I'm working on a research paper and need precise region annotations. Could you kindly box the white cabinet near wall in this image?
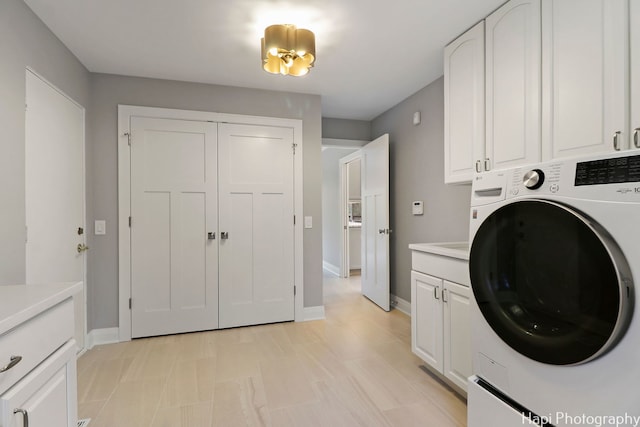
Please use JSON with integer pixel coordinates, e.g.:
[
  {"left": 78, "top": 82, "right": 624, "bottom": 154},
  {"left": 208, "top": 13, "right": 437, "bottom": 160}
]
[
  {"left": 541, "top": 0, "right": 630, "bottom": 158},
  {"left": 0, "top": 283, "right": 80, "bottom": 427},
  {"left": 485, "top": 0, "right": 542, "bottom": 173},
  {"left": 410, "top": 243, "right": 472, "bottom": 393},
  {"left": 444, "top": 21, "right": 485, "bottom": 184},
  {"left": 631, "top": 0, "right": 640, "bottom": 150}
]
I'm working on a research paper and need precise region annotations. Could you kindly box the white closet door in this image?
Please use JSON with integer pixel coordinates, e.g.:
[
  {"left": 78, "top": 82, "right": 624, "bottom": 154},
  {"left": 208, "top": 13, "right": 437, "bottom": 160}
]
[
  {"left": 218, "top": 123, "right": 295, "bottom": 328},
  {"left": 130, "top": 117, "right": 218, "bottom": 338},
  {"left": 25, "top": 69, "right": 86, "bottom": 350},
  {"left": 361, "top": 134, "right": 390, "bottom": 311}
]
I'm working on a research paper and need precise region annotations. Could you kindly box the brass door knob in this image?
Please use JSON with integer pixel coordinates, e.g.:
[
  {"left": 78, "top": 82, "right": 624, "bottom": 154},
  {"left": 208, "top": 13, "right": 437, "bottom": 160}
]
[{"left": 77, "top": 243, "right": 89, "bottom": 253}]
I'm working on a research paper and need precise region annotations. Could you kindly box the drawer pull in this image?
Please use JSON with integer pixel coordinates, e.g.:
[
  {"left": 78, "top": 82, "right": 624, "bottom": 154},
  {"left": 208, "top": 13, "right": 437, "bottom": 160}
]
[
  {"left": 14, "top": 408, "right": 29, "bottom": 427},
  {"left": 0, "top": 355, "right": 22, "bottom": 373}
]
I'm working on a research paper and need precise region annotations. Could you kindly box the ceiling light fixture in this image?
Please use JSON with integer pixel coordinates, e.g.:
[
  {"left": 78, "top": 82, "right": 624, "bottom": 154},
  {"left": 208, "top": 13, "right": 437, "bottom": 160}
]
[{"left": 261, "top": 24, "right": 315, "bottom": 77}]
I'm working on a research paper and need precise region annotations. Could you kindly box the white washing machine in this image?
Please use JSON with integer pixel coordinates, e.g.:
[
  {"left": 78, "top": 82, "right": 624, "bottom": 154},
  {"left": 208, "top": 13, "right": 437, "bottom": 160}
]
[{"left": 467, "top": 152, "right": 640, "bottom": 427}]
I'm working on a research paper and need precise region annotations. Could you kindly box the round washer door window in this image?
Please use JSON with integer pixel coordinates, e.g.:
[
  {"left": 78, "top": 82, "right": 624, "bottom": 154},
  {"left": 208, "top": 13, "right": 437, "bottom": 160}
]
[{"left": 469, "top": 200, "right": 632, "bottom": 365}]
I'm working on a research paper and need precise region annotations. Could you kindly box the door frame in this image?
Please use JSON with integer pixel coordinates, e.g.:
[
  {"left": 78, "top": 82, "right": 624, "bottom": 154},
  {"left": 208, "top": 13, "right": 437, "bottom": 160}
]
[
  {"left": 338, "top": 150, "right": 363, "bottom": 278},
  {"left": 25, "top": 67, "right": 88, "bottom": 351},
  {"left": 117, "top": 105, "right": 304, "bottom": 342}
]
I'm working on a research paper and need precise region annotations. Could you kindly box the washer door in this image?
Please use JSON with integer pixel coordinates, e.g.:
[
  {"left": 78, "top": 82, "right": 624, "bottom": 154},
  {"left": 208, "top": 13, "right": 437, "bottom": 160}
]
[{"left": 469, "top": 200, "right": 633, "bottom": 365}]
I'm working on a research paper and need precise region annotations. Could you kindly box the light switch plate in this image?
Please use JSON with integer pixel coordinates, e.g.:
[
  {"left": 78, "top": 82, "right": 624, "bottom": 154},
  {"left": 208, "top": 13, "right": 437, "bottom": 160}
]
[
  {"left": 304, "top": 216, "right": 313, "bottom": 229},
  {"left": 412, "top": 201, "right": 424, "bottom": 215},
  {"left": 95, "top": 220, "right": 106, "bottom": 235}
]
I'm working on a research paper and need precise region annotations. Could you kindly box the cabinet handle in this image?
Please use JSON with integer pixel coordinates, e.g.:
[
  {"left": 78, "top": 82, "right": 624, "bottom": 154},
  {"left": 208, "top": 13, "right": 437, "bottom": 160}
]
[
  {"left": 484, "top": 158, "right": 491, "bottom": 171},
  {"left": 434, "top": 286, "right": 440, "bottom": 300},
  {"left": 634, "top": 128, "right": 640, "bottom": 149},
  {"left": 220, "top": 232, "right": 229, "bottom": 240},
  {"left": 14, "top": 409, "right": 29, "bottom": 427},
  {"left": 442, "top": 289, "right": 448, "bottom": 303},
  {"left": 0, "top": 355, "right": 22, "bottom": 373},
  {"left": 207, "top": 232, "right": 216, "bottom": 240},
  {"left": 613, "top": 131, "right": 622, "bottom": 151},
  {"left": 475, "top": 160, "right": 481, "bottom": 173}
]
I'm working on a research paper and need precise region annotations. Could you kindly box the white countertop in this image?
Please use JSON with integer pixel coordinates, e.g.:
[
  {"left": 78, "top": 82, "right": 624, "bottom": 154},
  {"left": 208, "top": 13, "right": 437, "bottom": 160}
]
[
  {"left": 0, "top": 282, "right": 82, "bottom": 335},
  {"left": 409, "top": 241, "right": 470, "bottom": 260}
]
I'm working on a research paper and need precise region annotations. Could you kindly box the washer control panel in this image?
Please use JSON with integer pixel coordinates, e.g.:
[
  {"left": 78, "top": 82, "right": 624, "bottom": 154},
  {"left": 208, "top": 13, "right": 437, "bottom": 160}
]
[{"left": 575, "top": 155, "right": 640, "bottom": 186}]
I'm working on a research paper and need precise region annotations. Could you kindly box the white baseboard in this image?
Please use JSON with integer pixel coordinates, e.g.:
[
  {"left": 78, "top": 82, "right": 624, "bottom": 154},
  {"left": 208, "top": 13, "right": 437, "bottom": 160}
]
[
  {"left": 391, "top": 294, "right": 411, "bottom": 316},
  {"left": 322, "top": 261, "right": 340, "bottom": 277},
  {"left": 302, "top": 305, "right": 326, "bottom": 321},
  {"left": 86, "top": 327, "right": 120, "bottom": 349}
]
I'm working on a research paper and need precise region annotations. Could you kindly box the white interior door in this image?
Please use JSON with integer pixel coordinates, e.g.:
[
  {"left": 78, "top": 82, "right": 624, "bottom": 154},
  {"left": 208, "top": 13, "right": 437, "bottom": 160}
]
[
  {"left": 218, "top": 123, "right": 295, "bottom": 328},
  {"left": 25, "top": 69, "right": 86, "bottom": 350},
  {"left": 361, "top": 134, "right": 390, "bottom": 311},
  {"left": 130, "top": 117, "right": 218, "bottom": 338}
]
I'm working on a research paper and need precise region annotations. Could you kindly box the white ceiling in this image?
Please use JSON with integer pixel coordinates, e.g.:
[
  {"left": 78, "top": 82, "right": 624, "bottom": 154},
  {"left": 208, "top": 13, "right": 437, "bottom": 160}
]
[{"left": 23, "top": 0, "right": 504, "bottom": 120}]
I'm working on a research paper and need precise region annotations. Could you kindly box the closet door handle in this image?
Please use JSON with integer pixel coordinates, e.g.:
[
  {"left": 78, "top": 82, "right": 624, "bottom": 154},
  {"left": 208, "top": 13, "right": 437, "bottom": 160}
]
[
  {"left": 634, "top": 128, "right": 640, "bottom": 149},
  {"left": 434, "top": 286, "right": 440, "bottom": 300},
  {"left": 442, "top": 289, "right": 448, "bottom": 303},
  {"left": 475, "top": 160, "right": 482, "bottom": 173},
  {"left": 484, "top": 158, "right": 491, "bottom": 171},
  {"left": 207, "top": 232, "right": 216, "bottom": 240},
  {"left": 14, "top": 409, "right": 29, "bottom": 427},
  {"left": 220, "top": 232, "right": 229, "bottom": 240},
  {"left": 613, "top": 131, "right": 622, "bottom": 151}
]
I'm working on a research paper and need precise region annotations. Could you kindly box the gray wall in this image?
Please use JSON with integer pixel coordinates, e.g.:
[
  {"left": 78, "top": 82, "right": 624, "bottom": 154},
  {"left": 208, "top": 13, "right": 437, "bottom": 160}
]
[
  {"left": 88, "top": 73, "right": 323, "bottom": 329},
  {"left": 371, "top": 77, "right": 471, "bottom": 302},
  {"left": 0, "top": 0, "right": 91, "bottom": 284},
  {"left": 322, "top": 118, "right": 372, "bottom": 141}
]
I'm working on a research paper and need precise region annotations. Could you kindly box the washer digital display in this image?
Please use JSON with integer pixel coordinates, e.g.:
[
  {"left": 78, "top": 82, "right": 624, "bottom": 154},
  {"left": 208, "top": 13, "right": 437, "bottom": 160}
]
[{"left": 575, "top": 155, "right": 640, "bottom": 186}]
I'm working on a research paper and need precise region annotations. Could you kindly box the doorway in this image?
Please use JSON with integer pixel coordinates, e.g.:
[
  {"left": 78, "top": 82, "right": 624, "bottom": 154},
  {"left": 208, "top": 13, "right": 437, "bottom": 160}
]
[{"left": 322, "top": 135, "right": 391, "bottom": 312}]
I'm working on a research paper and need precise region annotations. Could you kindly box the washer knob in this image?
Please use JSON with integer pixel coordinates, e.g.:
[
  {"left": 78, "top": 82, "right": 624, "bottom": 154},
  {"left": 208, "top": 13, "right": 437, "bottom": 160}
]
[{"left": 523, "top": 169, "right": 545, "bottom": 190}]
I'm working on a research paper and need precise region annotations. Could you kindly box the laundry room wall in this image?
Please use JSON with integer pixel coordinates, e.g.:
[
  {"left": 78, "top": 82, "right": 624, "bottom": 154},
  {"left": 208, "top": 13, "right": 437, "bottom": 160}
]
[
  {"left": 87, "top": 73, "right": 323, "bottom": 331},
  {"left": 0, "top": 0, "right": 91, "bottom": 285},
  {"left": 371, "top": 77, "right": 472, "bottom": 302}
]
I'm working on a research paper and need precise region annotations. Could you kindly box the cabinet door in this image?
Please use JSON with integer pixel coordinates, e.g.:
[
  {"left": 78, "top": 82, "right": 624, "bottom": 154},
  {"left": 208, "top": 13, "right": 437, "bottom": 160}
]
[
  {"left": 1, "top": 341, "right": 76, "bottom": 427},
  {"left": 444, "top": 21, "right": 485, "bottom": 184},
  {"left": 411, "top": 271, "right": 444, "bottom": 372},
  {"left": 486, "top": 0, "right": 541, "bottom": 171},
  {"left": 541, "top": 0, "right": 629, "bottom": 158},
  {"left": 632, "top": 0, "right": 640, "bottom": 150},
  {"left": 443, "top": 281, "right": 472, "bottom": 392}
]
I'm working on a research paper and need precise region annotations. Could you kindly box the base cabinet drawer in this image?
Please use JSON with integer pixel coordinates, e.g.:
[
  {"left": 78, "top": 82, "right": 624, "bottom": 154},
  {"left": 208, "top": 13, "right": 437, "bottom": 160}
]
[
  {"left": 0, "top": 299, "right": 74, "bottom": 395},
  {"left": 1, "top": 340, "right": 77, "bottom": 427}
]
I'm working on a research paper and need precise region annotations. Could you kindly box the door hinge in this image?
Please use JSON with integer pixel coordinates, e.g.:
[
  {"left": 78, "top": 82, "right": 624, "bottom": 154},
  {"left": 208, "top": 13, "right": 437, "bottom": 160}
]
[
  {"left": 128, "top": 216, "right": 132, "bottom": 227},
  {"left": 292, "top": 143, "right": 298, "bottom": 154},
  {"left": 129, "top": 298, "right": 132, "bottom": 309},
  {"left": 125, "top": 132, "right": 131, "bottom": 146}
]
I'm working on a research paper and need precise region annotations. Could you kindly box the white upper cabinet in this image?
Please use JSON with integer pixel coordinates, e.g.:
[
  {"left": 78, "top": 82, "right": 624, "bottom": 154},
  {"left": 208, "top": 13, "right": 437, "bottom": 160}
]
[
  {"left": 541, "top": 0, "right": 630, "bottom": 158},
  {"left": 444, "top": 21, "right": 485, "bottom": 184},
  {"left": 632, "top": 0, "right": 640, "bottom": 150},
  {"left": 485, "top": 0, "right": 541, "bottom": 172}
]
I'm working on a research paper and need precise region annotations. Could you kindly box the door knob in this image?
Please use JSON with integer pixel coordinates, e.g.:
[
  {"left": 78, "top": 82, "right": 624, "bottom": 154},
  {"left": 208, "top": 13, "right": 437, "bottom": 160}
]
[{"left": 77, "top": 243, "right": 89, "bottom": 253}]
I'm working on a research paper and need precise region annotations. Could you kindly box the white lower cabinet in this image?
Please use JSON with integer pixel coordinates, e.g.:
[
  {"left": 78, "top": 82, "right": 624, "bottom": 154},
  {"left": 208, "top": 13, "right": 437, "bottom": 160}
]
[
  {"left": 1, "top": 341, "right": 77, "bottom": 427},
  {"left": 0, "top": 289, "right": 79, "bottom": 427},
  {"left": 411, "top": 268, "right": 472, "bottom": 392}
]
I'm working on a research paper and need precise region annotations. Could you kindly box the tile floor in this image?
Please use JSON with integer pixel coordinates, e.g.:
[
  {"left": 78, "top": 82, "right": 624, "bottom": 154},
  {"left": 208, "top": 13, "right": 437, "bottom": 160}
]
[{"left": 77, "top": 273, "right": 467, "bottom": 426}]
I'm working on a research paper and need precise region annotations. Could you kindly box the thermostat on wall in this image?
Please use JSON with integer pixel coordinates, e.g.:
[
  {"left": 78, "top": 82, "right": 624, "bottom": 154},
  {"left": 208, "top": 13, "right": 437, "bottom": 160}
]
[{"left": 412, "top": 201, "right": 424, "bottom": 215}]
